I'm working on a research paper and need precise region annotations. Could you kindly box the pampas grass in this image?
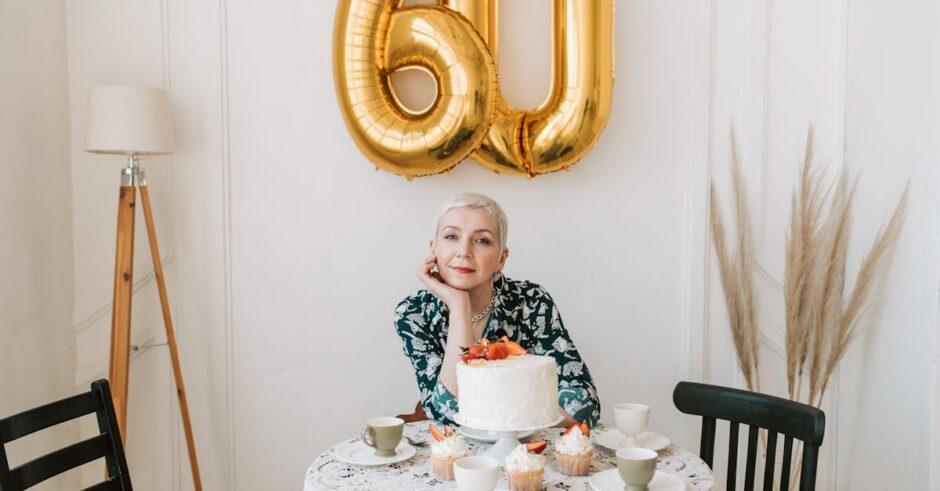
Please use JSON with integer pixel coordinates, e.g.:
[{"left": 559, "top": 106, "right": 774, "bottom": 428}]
[
  {"left": 712, "top": 127, "right": 908, "bottom": 487},
  {"left": 783, "top": 129, "right": 829, "bottom": 401},
  {"left": 781, "top": 128, "right": 908, "bottom": 408},
  {"left": 814, "top": 181, "right": 908, "bottom": 406},
  {"left": 709, "top": 133, "right": 760, "bottom": 392},
  {"left": 711, "top": 127, "right": 908, "bottom": 487}
]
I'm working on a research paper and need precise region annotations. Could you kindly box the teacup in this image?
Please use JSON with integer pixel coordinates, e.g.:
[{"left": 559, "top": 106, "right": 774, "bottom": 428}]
[
  {"left": 454, "top": 456, "right": 499, "bottom": 491},
  {"left": 360, "top": 416, "right": 404, "bottom": 457},
  {"left": 616, "top": 447, "right": 658, "bottom": 490},
  {"left": 613, "top": 403, "right": 650, "bottom": 448}
]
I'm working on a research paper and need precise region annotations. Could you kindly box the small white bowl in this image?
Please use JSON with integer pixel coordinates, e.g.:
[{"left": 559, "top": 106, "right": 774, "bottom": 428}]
[{"left": 454, "top": 456, "right": 500, "bottom": 491}]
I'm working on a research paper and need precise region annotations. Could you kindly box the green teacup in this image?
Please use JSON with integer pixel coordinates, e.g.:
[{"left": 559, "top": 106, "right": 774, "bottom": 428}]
[
  {"left": 361, "top": 417, "right": 404, "bottom": 457},
  {"left": 616, "top": 447, "right": 657, "bottom": 490}
]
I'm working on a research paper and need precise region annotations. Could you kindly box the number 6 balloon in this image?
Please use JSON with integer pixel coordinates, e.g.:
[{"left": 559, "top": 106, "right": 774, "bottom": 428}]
[{"left": 333, "top": 0, "right": 614, "bottom": 179}]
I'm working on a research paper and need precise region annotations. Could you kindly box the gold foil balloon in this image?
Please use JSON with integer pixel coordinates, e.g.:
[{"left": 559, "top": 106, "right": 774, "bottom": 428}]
[
  {"left": 521, "top": 0, "right": 614, "bottom": 175},
  {"left": 445, "top": 0, "right": 615, "bottom": 176},
  {"left": 333, "top": 0, "right": 614, "bottom": 178},
  {"left": 440, "top": 0, "right": 528, "bottom": 176},
  {"left": 333, "top": 1, "right": 498, "bottom": 179}
]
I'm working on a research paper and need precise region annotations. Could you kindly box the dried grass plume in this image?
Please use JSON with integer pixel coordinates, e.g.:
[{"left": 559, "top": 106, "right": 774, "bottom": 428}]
[
  {"left": 709, "top": 132, "right": 761, "bottom": 392},
  {"left": 711, "top": 127, "right": 908, "bottom": 409}
]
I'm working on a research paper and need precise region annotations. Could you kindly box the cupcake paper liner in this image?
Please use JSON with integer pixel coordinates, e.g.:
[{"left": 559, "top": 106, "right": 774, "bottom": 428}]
[
  {"left": 431, "top": 454, "right": 458, "bottom": 481},
  {"left": 507, "top": 468, "right": 544, "bottom": 491},
  {"left": 555, "top": 450, "right": 593, "bottom": 476}
]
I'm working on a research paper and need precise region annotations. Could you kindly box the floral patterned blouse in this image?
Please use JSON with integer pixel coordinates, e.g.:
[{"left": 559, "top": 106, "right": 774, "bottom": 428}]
[{"left": 394, "top": 273, "right": 601, "bottom": 427}]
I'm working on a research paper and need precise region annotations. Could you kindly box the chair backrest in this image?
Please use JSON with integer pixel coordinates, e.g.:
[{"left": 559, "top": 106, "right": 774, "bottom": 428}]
[
  {"left": 0, "top": 379, "right": 132, "bottom": 490},
  {"left": 673, "top": 381, "right": 825, "bottom": 491}
]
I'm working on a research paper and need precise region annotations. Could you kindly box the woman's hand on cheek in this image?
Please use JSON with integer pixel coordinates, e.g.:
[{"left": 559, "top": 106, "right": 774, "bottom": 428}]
[{"left": 417, "top": 255, "right": 470, "bottom": 311}]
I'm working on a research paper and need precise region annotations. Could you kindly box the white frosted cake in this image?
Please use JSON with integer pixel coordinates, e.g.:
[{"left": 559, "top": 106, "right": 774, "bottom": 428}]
[{"left": 456, "top": 354, "right": 559, "bottom": 430}]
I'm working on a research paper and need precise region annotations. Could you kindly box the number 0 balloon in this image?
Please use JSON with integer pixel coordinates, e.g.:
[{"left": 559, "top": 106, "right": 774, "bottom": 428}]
[{"left": 333, "top": 0, "right": 614, "bottom": 179}]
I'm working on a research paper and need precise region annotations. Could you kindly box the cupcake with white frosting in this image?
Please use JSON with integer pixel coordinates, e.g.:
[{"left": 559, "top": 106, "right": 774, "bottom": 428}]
[
  {"left": 554, "top": 424, "right": 593, "bottom": 476},
  {"left": 505, "top": 442, "right": 546, "bottom": 491},
  {"left": 429, "top": 425, "right": 468, "bottom": 480}
]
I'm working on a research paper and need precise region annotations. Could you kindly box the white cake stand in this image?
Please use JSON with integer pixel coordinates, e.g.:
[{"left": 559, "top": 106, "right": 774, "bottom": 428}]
[{"left": 454, "top": 414, "right": 564, "bottom": 464}]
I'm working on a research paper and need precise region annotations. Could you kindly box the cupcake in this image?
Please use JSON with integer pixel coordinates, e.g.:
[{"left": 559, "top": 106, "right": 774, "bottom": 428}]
[
  {"left": 504, "top": 442, "right": 547, "bottom": 491},
  {"left": 429, "top": 425, "right": 468, "bottom": 480},
  {"left": 554, "top": 423, "right": 593, "bottom": 476}
]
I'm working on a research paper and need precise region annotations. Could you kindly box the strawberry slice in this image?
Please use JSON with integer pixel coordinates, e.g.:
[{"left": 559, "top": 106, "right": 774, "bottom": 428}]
[
  {"left": 485, "top": 343, "right": 509, "bottom": 361},
  {"left": 525, "top": 441, "right": 548, "bottom": 454},
  {"left": 500, "top": 336, "right": 527, "bottom": 356},
  {"left": 429, "top": 425, "right": 445, "bottom": 442},
  {"left": 466, "top": 345, "right": 485, "bottom": 356},
  {"left": 580, "top": 422, "right": 590, "bottom": 436},
  {"left": 461, "top": 353, "right": 481, "bottom": 363},
  {"left": 562, "top": 423, "right": 589, "bottom": 436}
]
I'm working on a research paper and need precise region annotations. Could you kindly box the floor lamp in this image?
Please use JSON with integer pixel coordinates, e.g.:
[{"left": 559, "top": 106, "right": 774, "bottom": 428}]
[{"left": 85, "top": 85, "right": 202, "bottom": 490}]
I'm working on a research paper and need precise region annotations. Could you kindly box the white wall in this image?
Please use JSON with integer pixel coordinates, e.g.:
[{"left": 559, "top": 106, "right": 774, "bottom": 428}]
[
  {"left": 702, "top": 1, "right": 940, "bottom": 489},
  {"left": 0, "top": 0, "right": 77, "bottom": 488},
  {"left": 61, "top": 0, "right": 940, "bottom": 490},
  {"left": 65, "top": 0, "right": 234, "bottom": 487},
  {"left": 836, "top": 1, "right": 939, "bottom": 487},
  {"left": 225, "top": 1, "right": 703, "bottom": 488}
]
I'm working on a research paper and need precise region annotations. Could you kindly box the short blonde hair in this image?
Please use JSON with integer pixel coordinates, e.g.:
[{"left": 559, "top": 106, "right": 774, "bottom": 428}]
[{"left": 433, "top": 192, "right": 508, "bottom": 251}]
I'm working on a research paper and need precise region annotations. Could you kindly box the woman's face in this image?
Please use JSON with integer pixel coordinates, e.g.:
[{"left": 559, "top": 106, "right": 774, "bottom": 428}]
[{"left": 431, "top": 207, "right": 508, "bottom": 291}]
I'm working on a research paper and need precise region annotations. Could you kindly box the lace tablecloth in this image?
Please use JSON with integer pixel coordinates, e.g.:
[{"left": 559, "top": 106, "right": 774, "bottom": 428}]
[{"left": 304, "top": 423, "right": 714, "bottom": 490}]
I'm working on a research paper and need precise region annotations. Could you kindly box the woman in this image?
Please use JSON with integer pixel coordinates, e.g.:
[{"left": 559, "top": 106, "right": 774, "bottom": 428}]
[{"left": 395, "top": 193, "right": 600, "bottom": 428}]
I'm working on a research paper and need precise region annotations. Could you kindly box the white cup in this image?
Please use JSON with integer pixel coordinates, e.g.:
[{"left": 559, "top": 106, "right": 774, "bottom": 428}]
[
  {"left": 616, "top": 447, "right": 658, "bottom": 490},
  {"left": 613, "top": 403, "right": 650, "bottom": 448},
  {"left": 454, "top": 456, "right": 499, "bottom": 491}
]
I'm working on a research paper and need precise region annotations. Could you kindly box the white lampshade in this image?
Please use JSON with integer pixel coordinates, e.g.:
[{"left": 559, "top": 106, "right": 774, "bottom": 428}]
[{"left": 84, "top": 85, "right": 174, "bottom": 155}]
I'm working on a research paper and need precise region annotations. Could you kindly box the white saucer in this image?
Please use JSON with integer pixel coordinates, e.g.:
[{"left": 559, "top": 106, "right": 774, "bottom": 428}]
[
  {"left": 594, "top": 428, "right": 671, "bottom": 452},
  {"left": 333, "top": 440, "right": 415, "bottom": 466},
  {"left": 459, "top": 425, "right": 535, "bottom": 443},
  {"left": 589, "top": 469, "right": 686, "bottom": 491}
]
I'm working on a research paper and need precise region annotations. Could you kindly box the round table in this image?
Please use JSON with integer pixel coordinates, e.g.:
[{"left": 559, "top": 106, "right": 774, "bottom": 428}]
[{"left": 304, "top": 423, "right": 714, "bottom": 490}]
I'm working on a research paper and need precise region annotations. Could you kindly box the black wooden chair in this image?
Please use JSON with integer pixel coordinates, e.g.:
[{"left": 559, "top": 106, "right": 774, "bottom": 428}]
[
  {"left": 673, "top": 381, "right": 825, "bottom": 491},
  {"left": 0, "top": 379, "right": 132, "bottom": 490}
]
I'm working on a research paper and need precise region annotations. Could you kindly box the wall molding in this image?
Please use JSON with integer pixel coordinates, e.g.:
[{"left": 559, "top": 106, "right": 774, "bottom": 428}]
[
  {"left": 755, "top": 263, "right": 781, "bottom": 293},
  {"left": 156, "top": 0, "right": 184, "bottom": 486},
  {"left": 218, "top": 0, "right": 236, "bottom": 487},
  {"left": 758, "top": 329, "right": 785, "bottom": 358},
  {"left": 680, "top": 0, "right": 716, "bottom": 452},
  {"left": 74, "top": 335, "right": 157, "bottom": 387},
  {"left": 72, "top": 254, "right": 175, "bottom": 333}
]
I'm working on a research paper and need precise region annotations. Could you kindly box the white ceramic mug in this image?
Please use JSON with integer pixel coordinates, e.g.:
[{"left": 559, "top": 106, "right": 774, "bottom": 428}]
[
  {"left": 613, "top": 403, "right": 650, "bottom": 448},
  {"left": 454, "top": 456, "right": 499, "bottom": 491}
]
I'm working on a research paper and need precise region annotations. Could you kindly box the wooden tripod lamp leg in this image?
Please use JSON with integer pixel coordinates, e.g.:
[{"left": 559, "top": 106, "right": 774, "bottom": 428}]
[
  {"left": 139, "top": 183, "right": 203, "bottom": 491},
  {"left": 109, "top": 184, "right": 136, "bottom": 439}
]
